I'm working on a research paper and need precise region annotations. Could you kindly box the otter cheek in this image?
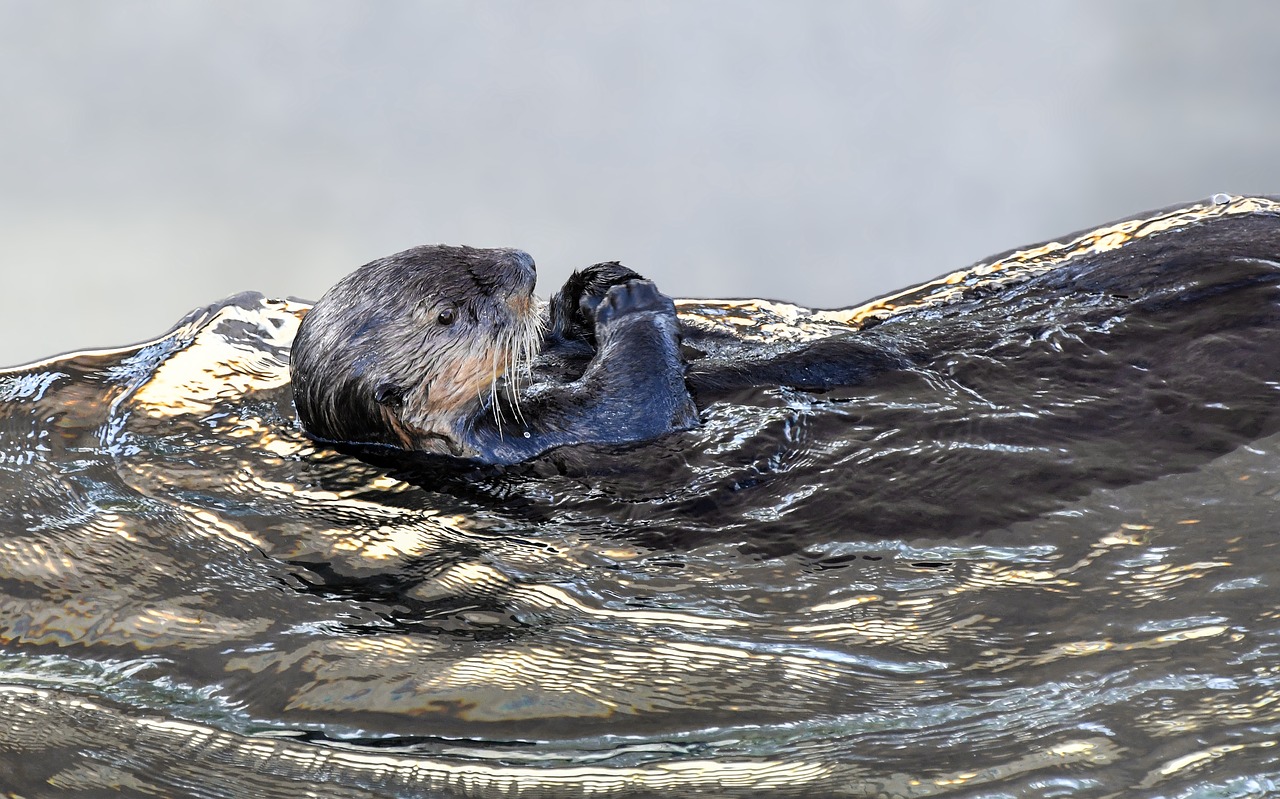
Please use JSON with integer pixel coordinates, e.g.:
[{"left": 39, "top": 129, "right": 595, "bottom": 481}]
[{"left": 429, "top": 352, "right": 502, "bottom": 413}]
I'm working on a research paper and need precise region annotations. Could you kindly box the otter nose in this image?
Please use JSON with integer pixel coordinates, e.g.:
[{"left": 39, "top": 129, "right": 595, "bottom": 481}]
[{"left": 504, "top": 249, "right": 537, "bottom": 295}]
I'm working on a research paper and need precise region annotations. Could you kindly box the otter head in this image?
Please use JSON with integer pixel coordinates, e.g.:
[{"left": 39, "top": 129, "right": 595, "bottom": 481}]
[{"left": 289, "top": 245, "right": 542, "bottom": 455}]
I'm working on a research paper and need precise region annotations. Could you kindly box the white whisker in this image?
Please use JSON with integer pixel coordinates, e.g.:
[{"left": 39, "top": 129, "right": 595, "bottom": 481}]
[
  {"left": 504, "top": 330, "right": 523, "bottom": 426},
  {"left": 508, "top": 298, "right": 542, "bottom": 430},
  {"left": 518, "top": 309, "right": 542, "bottom": 425}
]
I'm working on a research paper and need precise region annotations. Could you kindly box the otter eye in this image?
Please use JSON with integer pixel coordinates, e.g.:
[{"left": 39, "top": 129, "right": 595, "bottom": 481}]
[{"left": 437, "top": 307, "right": 456, "bottom": 326}]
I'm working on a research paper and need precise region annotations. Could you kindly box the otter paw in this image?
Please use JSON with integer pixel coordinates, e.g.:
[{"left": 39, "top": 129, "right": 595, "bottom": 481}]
[
  {"left": 575, "top": 262, "right": 644, "bottom": 304},
  {"left": 569, "top": 263, "right": 645, "bottom": 327},
  {"left": 592, "top": 279, "right": 676, "bottom": 327}
]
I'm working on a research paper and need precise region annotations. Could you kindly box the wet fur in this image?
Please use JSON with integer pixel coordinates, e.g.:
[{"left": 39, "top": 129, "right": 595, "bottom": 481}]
[
  {"left": 290, "top": 246, "right": 695, "bottom": 464},
  {"left": 290, "top": 245, "right": 542, "bottom": 454}
]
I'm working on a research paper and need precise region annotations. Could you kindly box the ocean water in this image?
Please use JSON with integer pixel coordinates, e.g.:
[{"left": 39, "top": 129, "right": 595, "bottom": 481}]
[{"left": 3, "top": 200, "right": 1280, "bottom": 797}]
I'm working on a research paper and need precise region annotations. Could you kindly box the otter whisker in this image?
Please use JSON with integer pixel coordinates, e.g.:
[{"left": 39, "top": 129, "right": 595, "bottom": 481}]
[
  {"left": 505, "top": 331, "right": 527, "bottom": 428},
  {"left": 489, "top": 343, "right": 505, "bottom": 439},
  {"left": 520, "top": 300, "right": 542, "bottom": 363},
  {"left": 507, "top": 308, "right": 541, "bottom": 428},
  {"left": 503, "top": 322, "right": 521, "bottom": 426}
]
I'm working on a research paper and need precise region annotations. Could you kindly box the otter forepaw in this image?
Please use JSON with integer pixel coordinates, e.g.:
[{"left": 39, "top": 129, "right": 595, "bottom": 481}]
[
  {"left": 548, "top": 262, "right": 644, "bottom": 346},
  {"left": 591, "top": 279, "right": 677, "bottom": 328}
]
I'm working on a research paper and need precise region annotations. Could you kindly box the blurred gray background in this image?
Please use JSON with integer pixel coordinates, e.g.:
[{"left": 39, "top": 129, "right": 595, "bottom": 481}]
[{"left": 1, "top": 0, "right": 1278, "bottom": 366}]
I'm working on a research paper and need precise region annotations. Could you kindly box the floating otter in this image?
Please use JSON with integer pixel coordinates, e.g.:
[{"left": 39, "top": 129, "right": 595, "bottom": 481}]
[
  {"left": 292, "top": 195, "right": 1280, "bottom": 476},
  {"left": 291, "top": 247, "right": 701, "bottom": 463}
]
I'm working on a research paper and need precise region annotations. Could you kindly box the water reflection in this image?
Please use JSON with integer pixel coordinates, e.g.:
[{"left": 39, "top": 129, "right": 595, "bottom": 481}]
[{"left": 2, "top": 197, "right": 1280, "bottom": 796}]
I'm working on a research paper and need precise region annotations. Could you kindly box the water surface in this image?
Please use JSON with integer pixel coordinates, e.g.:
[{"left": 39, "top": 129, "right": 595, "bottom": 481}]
[{"left": 4, "top": 202, "right": 1280, "bottom": 797}]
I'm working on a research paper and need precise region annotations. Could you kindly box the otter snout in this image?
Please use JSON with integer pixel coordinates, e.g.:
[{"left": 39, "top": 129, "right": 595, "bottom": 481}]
[
  {"left": 496, "top": 248, "right": 537, "bottom": 298},
  {"left": 492, "top": 249, "right": 538, "bottom": 319}
]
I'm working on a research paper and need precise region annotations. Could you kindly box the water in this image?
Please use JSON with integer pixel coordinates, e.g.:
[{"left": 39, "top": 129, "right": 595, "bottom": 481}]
[{"left": 3, "top": 198, "right": 1280, "bottom": 797}]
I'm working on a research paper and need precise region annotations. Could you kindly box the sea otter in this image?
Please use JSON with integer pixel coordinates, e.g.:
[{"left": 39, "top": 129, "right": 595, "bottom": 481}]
[
  {"left": 290, "top": 246, "right": 703, "bottom": 463},
  {"left": 290, "top": 244, "right": 912, "bottom": 465},
  {"left": 292, "top": 195, "right": 1280, "bottom": 474}
]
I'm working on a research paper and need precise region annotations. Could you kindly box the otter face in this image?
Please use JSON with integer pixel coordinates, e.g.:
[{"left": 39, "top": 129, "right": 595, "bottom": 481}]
[{"left": 289, "top": 245, "right": 542, "bottom": 454}]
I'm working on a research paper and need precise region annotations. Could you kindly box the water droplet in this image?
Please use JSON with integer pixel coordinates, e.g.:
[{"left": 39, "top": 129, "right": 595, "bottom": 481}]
[{"left": 1211, "top": 193, "right": 1232, "bottom": 205}]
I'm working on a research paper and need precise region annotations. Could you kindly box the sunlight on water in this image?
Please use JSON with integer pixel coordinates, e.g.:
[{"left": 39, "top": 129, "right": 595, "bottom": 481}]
[{"left": 3, "top": 198, "right": 1280, "bottom": 796}]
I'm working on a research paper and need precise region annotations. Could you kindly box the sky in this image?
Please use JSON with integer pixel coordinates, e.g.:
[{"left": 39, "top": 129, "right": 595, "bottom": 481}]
[{"left": 1, "top": 1, "right": 1278, "bottom": 366}]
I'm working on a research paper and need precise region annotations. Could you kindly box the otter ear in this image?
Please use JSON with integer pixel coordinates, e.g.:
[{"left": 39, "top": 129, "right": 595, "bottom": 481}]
[{"left": 374, "top": 382, "right": 408, "bottom": 409}]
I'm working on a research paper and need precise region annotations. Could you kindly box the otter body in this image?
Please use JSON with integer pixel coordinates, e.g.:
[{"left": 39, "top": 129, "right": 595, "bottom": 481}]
[{"left": 291, "top": 196, "right": 1280, "bottom": 471}]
